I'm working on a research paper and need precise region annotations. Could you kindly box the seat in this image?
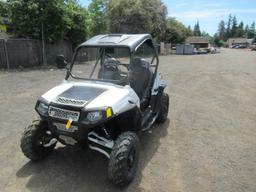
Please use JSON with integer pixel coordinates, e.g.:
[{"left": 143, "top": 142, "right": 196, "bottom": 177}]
[{"left": 129, "top": 58, "right": 153, "bottom": 100}]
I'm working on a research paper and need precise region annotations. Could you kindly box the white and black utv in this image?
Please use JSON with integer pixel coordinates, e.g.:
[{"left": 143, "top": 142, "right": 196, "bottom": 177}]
[{"left": 20, "top": 34, "right": 169, "bottom": 187}]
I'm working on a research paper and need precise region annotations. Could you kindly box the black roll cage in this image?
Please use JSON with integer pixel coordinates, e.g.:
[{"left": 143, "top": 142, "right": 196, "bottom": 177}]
[{"left": 65, "top": 38, "right": 159, "bottom": 84}]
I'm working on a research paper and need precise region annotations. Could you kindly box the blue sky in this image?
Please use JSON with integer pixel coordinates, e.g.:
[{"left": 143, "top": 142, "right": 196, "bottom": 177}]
[{"left": 79, "top": 0, "right": 256, "bottom": 35}]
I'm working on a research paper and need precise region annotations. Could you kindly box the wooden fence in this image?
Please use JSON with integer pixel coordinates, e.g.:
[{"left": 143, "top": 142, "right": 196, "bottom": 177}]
[
  {"left": 0, "top": 38, "right": 72, "bottom": 69},
  {"left": 0, "top": 39, "right": 8, "bottom": 68}
]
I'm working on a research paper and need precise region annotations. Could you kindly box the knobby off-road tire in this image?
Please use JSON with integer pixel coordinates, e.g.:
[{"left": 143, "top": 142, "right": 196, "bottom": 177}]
[
  {"left": 20, "top": 119, "right": 56, "bottom": 161},
  {"left": 156, "top": 93, "right": 169, "bottom": 123},
  {"left": 108, "top": 132, "right": 140, "bottom": 187}
]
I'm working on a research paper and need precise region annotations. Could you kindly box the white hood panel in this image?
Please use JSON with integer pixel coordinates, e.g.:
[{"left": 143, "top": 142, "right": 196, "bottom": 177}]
[
  {"left": 86, "top": 86, "right": 139, "bottom": 114},
  {"left": 42, "top": 82, "right": 73, "bottom": 103},
  {"left": 41, "top": 81, "right": 140, "bottom": 114}
]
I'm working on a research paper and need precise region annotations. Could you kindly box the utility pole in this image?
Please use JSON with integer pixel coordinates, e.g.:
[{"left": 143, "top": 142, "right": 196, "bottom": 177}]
[
  {"left": 39, "top": 0, "right": 47, "bottom": 66},
  {"left": 41, "top": 23, "right": 47, "bottom": 65}
]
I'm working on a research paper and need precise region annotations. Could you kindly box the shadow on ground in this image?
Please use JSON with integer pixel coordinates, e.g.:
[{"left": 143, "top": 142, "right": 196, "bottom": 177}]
[{"left": 16, "top": 120, "right": 169, "bottom": 192}]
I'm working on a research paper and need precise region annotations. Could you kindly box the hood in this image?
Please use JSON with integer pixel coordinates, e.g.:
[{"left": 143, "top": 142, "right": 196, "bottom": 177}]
[
  {"left": 53, "top": 85, "right": 107, "bottom": 107},
  {"left": 41, "top": 81, "right": 140, "bottom": 113},
  {"left": 42, "top": 82, "right": 109, "bottom": 107}
]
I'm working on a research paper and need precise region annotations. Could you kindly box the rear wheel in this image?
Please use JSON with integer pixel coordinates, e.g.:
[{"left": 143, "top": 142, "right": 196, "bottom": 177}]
[
  {"left": 156, "top": 93, "right": 169, "bottom": 123},
  {"left": 20, "top": 119, "right": 56, "bottom": 161},
  {"left": 108, "top": 132, "right": 140, "bottom": 187}
]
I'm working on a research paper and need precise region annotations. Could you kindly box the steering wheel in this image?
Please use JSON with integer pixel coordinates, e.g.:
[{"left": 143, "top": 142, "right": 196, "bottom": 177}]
[
  {"left": 105, "top": 53, "right": 129, "bottom": 71},
  {"left": 100, "top": 55, "right": 129, "bottom": 85}
]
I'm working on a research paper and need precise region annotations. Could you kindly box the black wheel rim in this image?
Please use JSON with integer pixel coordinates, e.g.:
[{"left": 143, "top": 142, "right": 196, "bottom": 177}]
[
  {"left": 163, "top": 97, "right": 169, "bottom": 116},
  {"left": 127, "top": 147, "right": 136, "bottom": 172},
  {"left": 36, "top": 130, "right": 52, "bottom": 147}
]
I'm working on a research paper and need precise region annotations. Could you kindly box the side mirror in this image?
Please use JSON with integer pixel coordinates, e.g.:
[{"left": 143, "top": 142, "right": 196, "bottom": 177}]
[{"left": 56, "top": 55, "right": 67, "bottom": 69}]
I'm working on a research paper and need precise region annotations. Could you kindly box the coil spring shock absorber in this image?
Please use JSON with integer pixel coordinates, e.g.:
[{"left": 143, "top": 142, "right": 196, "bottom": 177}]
[{"left": 101, "top": 125, "right": 111, "bottom": 139}]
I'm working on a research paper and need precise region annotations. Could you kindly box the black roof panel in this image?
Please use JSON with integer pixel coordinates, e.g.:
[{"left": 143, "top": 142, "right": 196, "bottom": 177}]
[{"left": 80, "top": 34, "right": 153, "bottom": 52}]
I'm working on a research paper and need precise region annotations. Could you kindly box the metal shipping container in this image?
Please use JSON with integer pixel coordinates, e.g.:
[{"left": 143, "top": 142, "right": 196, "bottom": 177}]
[
  {"left": 176, "top": 44, "right": 184, "bottom": 55},
  {"left": 184, "top": 44, "right": 194, "bottom": 55}
]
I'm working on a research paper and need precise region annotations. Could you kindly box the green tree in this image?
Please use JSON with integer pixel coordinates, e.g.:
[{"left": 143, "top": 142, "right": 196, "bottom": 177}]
[
  {"left": 164, "top": 17, "right": 190, "bottom": 43},
  {"left": 6, "top": 0, "right": 88, "bottom": 45},
  {"left": 0, "top": 1, "right": 9, "bottom": 19},
  {"left": 187, "top": 25, "right": 192, "bottom": 34},
  {"left": 193, "top": 21, "right": 201, "bottom": 36},
  {"left": 65, "top": 0, "right": 89, "bottom": 46},
  {"left": 0, "top": 0, "right": 10, "bottom": 32},
  {"left": 7, "top": 0, "right": 68, "bottom": 42},
  {"left": 247, "top": 22, "right": 255, "bottom": 39},
  {"left": 214, "top": 15, "right": 256, "bottom": 41},
  {"left": 236, "top": 21, "right": 244, "bottom": 37},
  {"left": 226, "top": 14, "right": 232, "bottom": 39},
  {"left": 186, "top": 25, "right": 193, "bottom": 37},
  {"left": 244, "top": 24, "right": 249, "bottom": 38},
  {"left": 218, "top": 20, "right": 226, "bottom": 40},
  {"left": 213, "top": 33, "right": 224, "bottom": 47},
  {"left": 106, "top": 0, "right": 167, "bottom": 41},
  {"left": 231, "top": 15, "right": 237, "bottom": 37},
  {"left": 88, "top": 0, "right": 108, "bottom": 36},
  {"left": 152, "top": 3, "right": 168, "bottom": 42},
  {"left": 202, "top": 31, "right": 213, "bottom": 43}
]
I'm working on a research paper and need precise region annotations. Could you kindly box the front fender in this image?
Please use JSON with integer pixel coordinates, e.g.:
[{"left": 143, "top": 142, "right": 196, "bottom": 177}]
[{"left": 86, "top": 85, "right": 140, "bottom": 115}]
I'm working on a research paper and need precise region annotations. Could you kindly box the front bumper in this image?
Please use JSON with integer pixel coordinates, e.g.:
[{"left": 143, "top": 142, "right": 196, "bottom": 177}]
[
  {"left": 45, "top": 117, "right": 98, "bottom": 146},
  {"left": 36, "top": 100, "right": 114, "bottom": 146},
  {"left": 44, "top": 117, "right": 114, "bottom": 159}
]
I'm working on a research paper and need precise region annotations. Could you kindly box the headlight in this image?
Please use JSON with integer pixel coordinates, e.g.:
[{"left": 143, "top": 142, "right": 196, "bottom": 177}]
[
  {"left": 82, "top": 107, "right": 113, "bottom": 124},
  {"left": 87, "top": 111, "right": 103, "bottom": 122},
  {"left": 37, "top": 102, "right": 49, "bottom": 116}
]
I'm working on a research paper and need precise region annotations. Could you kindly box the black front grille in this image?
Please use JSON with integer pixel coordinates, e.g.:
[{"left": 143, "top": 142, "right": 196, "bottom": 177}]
[
  {"left": 55, "top": 97, "right": 87, "bottom": 107},
  {"left": 48, "top": 106, "right": 80, "bottom": 122}
]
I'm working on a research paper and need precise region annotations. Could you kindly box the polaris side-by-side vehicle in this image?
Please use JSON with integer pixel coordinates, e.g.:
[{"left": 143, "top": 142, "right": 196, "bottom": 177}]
[{"left": 20, "top": 34, "right": 169, "bottom": 187}]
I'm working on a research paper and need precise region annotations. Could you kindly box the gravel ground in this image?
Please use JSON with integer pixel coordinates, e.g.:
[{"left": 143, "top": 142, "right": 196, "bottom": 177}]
[{"left": 0, "top": 48, "right": 256, "bottom": 192}]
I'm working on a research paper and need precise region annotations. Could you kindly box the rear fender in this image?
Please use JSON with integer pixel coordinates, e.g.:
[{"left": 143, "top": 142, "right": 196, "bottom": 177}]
[
  {"left": 151, "top": 73, "right": 166, "bottom": 96},
  {"left": 151, "top": 73, "right": 166, "bottom": 113}
]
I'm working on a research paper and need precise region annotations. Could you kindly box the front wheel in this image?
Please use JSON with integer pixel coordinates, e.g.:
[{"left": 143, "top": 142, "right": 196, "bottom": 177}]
[
  {"left": 156, "top": 93, "right": 169, "bottom": 123},
  {"left": 108, "top": 132, "right": 140, "bottom": 187},
  {"left": 20, "top": 119, "right": 56, "bottom": 161}
]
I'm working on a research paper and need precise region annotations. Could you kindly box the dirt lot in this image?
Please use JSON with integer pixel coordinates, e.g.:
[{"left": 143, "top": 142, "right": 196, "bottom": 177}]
[{"left": 0, "top": 48, "right": 256, "bottom": 192}]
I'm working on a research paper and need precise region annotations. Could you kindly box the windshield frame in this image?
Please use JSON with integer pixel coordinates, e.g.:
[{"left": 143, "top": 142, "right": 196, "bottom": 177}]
[{"left": 67, "top": 45, "right": 132, "bottom": 83}]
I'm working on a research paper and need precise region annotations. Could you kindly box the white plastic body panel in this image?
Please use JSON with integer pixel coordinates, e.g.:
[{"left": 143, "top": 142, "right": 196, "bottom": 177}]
[
  {"left": 152, "top": 73, "right": 167, "bottom": 95},
  {"left": 42, "top": 81, "right": 73, "bottom": 102},
  {"left": 41, "top": 80, "right": 140, "bottom": 115}
]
